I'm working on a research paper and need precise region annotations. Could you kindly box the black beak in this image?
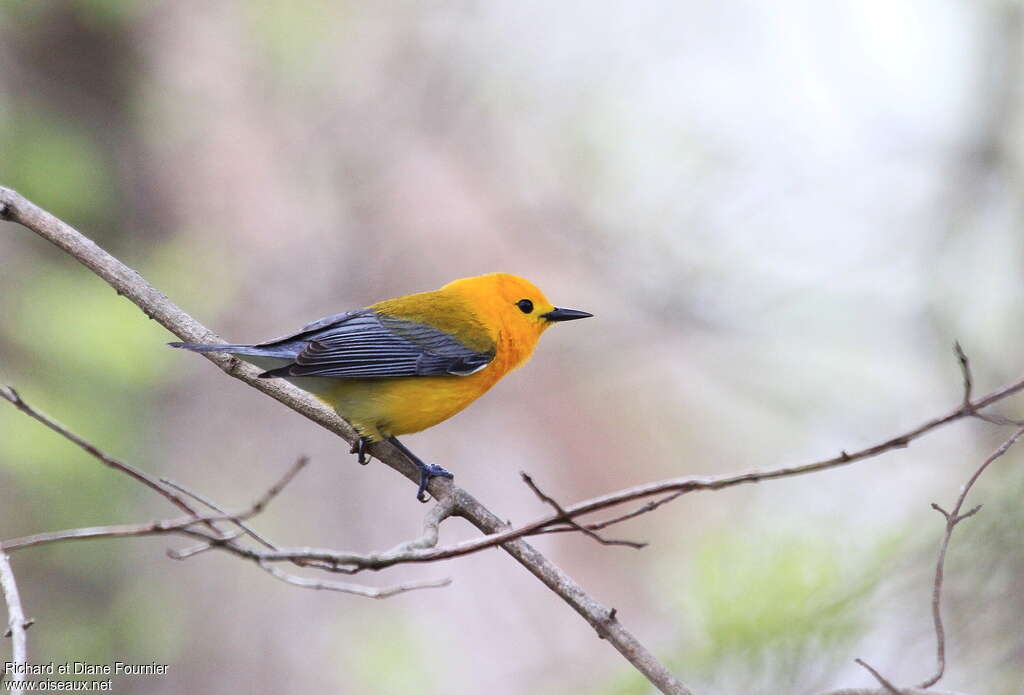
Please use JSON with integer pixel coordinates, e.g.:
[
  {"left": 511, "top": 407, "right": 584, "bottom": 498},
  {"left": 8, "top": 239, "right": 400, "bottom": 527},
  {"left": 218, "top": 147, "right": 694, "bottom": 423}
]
[{"left": 541, "top": 307, "right": 593, "bottom": 322}]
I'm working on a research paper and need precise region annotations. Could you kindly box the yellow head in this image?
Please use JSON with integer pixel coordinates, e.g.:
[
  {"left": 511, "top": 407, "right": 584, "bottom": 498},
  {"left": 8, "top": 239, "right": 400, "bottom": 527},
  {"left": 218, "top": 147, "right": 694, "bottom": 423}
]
[{"left": 441, "top": 273, "right": 592, "bottom": 369}]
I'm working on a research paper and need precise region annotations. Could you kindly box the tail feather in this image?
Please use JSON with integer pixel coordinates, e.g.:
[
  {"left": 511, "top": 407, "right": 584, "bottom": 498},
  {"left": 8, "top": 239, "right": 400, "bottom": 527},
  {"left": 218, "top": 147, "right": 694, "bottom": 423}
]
[
  {"left": 258, "top": 364, "right": 295, "bottom": 379},
  {"left": 167, "top": 342, "right": 298, "bottom": 359}
]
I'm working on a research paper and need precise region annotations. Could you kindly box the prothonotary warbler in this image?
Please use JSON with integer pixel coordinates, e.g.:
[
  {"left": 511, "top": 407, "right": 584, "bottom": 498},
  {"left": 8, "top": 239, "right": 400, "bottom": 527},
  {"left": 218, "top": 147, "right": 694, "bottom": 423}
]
[{"left": 170, "top": 273, "right": 592, "bottom": 501}]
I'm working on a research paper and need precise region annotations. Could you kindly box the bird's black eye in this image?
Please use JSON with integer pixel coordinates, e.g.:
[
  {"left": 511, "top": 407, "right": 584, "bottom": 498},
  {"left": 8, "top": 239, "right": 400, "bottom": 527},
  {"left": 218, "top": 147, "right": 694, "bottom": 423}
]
[{"left": 516, "top": 299, "right": 534, "bottom": 314}]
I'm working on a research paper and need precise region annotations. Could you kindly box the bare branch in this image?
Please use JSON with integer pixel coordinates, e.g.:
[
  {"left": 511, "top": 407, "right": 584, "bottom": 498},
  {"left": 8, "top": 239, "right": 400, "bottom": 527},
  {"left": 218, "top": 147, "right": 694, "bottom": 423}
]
[
  {"left": 248, "top": 456, "right": 311, "bottom": 514},
  {"left": 0, "top": 467, "right": 453, "bottom": 600},
  {"left": 2, "top": 185, "right": 693, "bottom": 695},
  {"left": 855, "top": 658, "right": 902, "bottom": 694},
  {"left": 10, "top": 332, "right": 1007, "bottom": 591},
  {"left": 582, "top": 490, "right": 687, "bottom": 533},
  {"left": 954, "top": 340, "right": 972, "bottom": 408},
  {"left": 820, "top": 688, "right": 971, "bottom": 695},
  {"left": 954, "top": 343, "right": 1024, "bottom": 426},
  {"left": 0, "top": 427, "right": 311, "bottom": 554},
  {"left": 0, "top": 385, "right": 216, "bottom": 533},
  {"left": 917, "top": 425, "right": 1024, "bottom": 689},
  {"left": 162, "top": 457, "right": 326, "bottom": 562},
  {"left": 264, "top": 384, "right": 1024, "bottom": 571},
  {"left": 166, "top": 473, "right": 457, "bottom": 577},
  {"left": 16, "top": 187, "right": 1020, "bottom": 694},
  {"left": 520, "top": 472, "right": 646, "bottom": 548},
  {"left": 0, "top": 409, "right": 447, "bottom": 593},
  {"left": 411, "top": 364, "right": 1024, "bottom": 562},
  {"left": 0, "top": 548, "right": 28, "bottom": 695},
  {"left": 833, "top": 425, "right": 1024, "bottom": 695},
  {"left": 168, "top": 530, "right": 246, "bottom": 560},
  {"left": 160, "top": 463, "right": 303, "bottom": 552},
  {"left": 3, "top": 513, "right": 245, "bottom": 551},
  {"left": 256, "top": 562, "right": 451, "bottom": 598}
]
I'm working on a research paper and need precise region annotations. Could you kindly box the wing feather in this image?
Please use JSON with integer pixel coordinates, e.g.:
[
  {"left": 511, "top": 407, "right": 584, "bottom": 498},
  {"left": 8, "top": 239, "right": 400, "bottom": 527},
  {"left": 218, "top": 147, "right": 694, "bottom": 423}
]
[{"left": 257, "top": 310, "right": 494, "bottom": 379}]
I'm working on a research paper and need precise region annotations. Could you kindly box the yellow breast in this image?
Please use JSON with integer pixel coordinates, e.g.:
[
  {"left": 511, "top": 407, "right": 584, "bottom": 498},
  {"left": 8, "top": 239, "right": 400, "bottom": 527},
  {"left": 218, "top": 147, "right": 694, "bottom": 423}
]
[{"left": 319, "top": 359, "right": 509, "bottom": 441}]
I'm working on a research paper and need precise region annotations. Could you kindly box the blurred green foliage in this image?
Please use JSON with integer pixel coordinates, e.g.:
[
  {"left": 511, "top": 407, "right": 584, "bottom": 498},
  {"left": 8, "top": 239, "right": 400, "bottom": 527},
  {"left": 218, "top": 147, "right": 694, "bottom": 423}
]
[
  {"left": 70, "top": 0, "right": 144, "bottom": 27},
  {"left": 0, "top": 237, "right": 224, "bottom": 674},
  {"left": 687, "top": 533, "right": 873, "bottom": 668},
  {"left": 0, "top": 107, "right": 113, "bottom": 227},
  {"left": 243, "top": 0, "right": 339, "bottom": 78},
  {"left": 333, "top": 616, "right": 441, "bottom": 694},
  {"left": 0, "top": 0, "right": 142, "bottom": 26},
  {"left": 602, "top": 528, "right": 900, "bottom": 695}
]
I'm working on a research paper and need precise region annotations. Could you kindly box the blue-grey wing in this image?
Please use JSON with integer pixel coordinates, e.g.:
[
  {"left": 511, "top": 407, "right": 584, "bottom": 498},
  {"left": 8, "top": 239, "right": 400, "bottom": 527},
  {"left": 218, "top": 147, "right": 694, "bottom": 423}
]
[
  {"left": 254, "top": 310, "right": 369, "bottom": 348},
  {"left": 258, "top": 312, "right": 494, "bottom": 379}
]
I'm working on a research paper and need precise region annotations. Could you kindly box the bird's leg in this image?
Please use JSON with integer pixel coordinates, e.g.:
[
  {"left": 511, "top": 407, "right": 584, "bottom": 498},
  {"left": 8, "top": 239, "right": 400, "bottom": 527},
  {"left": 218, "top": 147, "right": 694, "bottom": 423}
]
[
  {"left": 387, "top": 436, "right": 454, "bottom": 503},
  {"left": 349, "top": 436, "right": 372, "bottom": 465}
]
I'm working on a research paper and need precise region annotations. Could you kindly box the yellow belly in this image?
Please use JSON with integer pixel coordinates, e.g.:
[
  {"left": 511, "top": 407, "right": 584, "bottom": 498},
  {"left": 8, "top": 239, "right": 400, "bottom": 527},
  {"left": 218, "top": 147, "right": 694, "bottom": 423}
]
[{"left": 315, "top": 369, "right": 501, "bottom": 441}]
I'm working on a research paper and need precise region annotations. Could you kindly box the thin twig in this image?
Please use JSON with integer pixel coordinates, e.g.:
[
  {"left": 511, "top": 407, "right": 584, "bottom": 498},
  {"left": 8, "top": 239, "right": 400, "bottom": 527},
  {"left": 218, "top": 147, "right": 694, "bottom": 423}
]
[
  {"left": 855, "top": 658, "right": 903, "bottom": 694},
  {"left": 256, "top": 561, "right": 451, "bottom": 598},
  {"left": 164, "top": 457, "right": 321, "bottom": 561},
  {"left": 415, "top": 368, "right": 1024, "bottom": 563},
  {"left": 842, "top": 424, "right": 1024, "bottom": 694},
  {"left": 159, "top": 482, "right": 274, "bottom": 555},
  {"left": 521, "top": 472, "right": 646, "bottom": 548},
  {"left": 168, "top": 530, "right": 246, "bottom": 559},
  {"left": 954, "top": 341, "right": 972, "bottom": 408},
  {"left": 0, "top": 478, "right": 446, "bottom": 597},
  {"left": 2, "top": 514, "right": 247, "bottom": 551},
  {"left": 249, "top": 456, "right": 311, "bottom": 513},
  {"left": 161, "top": 458, "right": 313, "bottom": 552},
  {"left": 917, "top": 425, "right": 1024, "bottom": 689},
  {"left": 1, "top": 454, "right": 311, "bottom": 555},
  {"left": 955, "top": 342, "right": 1024, "bottom": 426},
  {"left": 0, "top": 548, "right": 28, "bottom": 695},
  {"left": 0, "top": 386, "right": 216, "bottom": 532},
  {"left": 820, "top": 689, "right": 969, "bottom": 695},
  {"left": 540, "top": 490, "right": 687, "bottom": 536}
]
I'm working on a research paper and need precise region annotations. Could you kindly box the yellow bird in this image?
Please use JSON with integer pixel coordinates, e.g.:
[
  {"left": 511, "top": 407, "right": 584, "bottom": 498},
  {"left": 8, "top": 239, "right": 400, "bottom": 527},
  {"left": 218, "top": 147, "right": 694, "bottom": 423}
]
[{"left": 170, "top": 273, "right": 591, "bottom": 500}]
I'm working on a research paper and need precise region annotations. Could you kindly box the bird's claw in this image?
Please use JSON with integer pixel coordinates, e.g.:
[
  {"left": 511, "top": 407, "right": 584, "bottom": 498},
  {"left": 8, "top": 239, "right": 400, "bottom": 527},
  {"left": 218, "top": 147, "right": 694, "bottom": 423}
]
[
  {"left": 350, "top": 437, "right": 371, "bottom": 465},
  {"left": 416, "top": 463, "right": 454, "bottom": 503}
]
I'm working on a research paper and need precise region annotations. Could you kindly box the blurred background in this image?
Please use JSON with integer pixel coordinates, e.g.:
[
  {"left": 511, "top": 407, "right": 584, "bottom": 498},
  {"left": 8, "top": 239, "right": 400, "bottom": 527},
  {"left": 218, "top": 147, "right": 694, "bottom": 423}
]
[{"left": 2, "top": 1, "right": 1023, "bottom": 693}]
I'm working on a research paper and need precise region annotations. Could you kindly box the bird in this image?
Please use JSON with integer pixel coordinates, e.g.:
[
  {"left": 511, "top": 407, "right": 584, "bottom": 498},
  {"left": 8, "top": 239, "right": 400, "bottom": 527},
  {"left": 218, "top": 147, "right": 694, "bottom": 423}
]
[{"left": 169, "top": 273, "right": 592, "bottom": 501}]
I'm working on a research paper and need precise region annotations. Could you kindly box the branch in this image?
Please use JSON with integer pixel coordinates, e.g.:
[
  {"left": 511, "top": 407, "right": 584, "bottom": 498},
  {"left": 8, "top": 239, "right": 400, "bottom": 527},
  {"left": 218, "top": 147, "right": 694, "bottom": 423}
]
[
  {"left": 520, "top": 472, "right": 646, "bottom": 548},
  {"left": 256, "top": 562, "right": 451, "bottom": 599},
  {"left": 0, "top": 386, "right": 217, "bottom": 534},
  {"left": 918, "top": 425, "right": 1024, "bottom": 688},
  {"left": 819, "top": 689, "right": 971, "bottom": 695},
  {"left": 855, "top": 658, "right": 902, "bottom": 694},
  {"left": 160, "top": 459, "right": 457, "bottom": 578},
  {"left": 0, "top": 549, "right": 28, "bottom": 695},
  {"left": 0, "top": 397, "right": 451, "bottom": 600},
  {"left": 955, "top": 341, "right": 1024, "bottom": 426},
  {"left": 1, "top": 186, "right": 692, "bottom": 695},
  {"left": 2, "top": 514, "right": 251, "bottom": 551},
  {"left": 10, "top": 183, "right": 1019, "bottom": 695},
  {"left": 255, "top": 372, "right": 1024, "bottom": 572},
  {"left": 833, "top": 423, "right": 1024, "bottom": 695}
]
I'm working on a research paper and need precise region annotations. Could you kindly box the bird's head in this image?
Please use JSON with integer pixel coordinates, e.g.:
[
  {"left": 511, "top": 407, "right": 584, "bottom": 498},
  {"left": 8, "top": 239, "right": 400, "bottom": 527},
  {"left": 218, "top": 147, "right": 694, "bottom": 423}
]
[{"left": 442, "top": 273, "right": 592, "bottom": 362}]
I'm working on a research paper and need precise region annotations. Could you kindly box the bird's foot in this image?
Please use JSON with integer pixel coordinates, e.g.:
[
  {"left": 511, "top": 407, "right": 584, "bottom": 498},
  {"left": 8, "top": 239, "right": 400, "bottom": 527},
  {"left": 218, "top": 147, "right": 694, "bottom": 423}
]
[
  {"left": 416, "top": 463, "right": 454, "bottom": 503},
  {"left": 349, "top": 437, "right": 372, "bottom": 465}
]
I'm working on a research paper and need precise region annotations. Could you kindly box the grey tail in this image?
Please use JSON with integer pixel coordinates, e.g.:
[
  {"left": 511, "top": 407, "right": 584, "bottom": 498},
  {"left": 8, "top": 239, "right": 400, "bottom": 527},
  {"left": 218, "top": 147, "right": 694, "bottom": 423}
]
[{"left": 167, "top": 342, "right": 297, "bottom": 359}]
